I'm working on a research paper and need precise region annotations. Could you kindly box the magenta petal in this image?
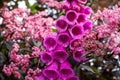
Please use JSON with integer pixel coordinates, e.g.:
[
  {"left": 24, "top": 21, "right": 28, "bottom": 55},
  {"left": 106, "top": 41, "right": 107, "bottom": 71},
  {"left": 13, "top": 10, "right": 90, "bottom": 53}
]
[
  {"left": 66, "top": 10, "right": 78, "bottom": 25},
  {"left": 43, "top": 61, "right": 59, "bottom": 79},
  {"left": 84, "top": 7, "right": 91, "bottom": 15},
  {"left": 77, "top": 14, "right": 86, "bottom": 23},
  {"left": 70, "top": 39, "right": 82, "bottom": 50},
  {"left": 44, "top": 36, "right": 57, "bottom": 51},
  {"left": 79, "top": 5, "right": 85, "bottom": 13},
  {"left": 70, "top": 24, "right": 84, "bottom": 39},
  {"left": 57, "top": 32, "right": 70, "bottom": 47},
  {"left": 66, "top": 76, "right": 79, "bottom": 80},
  {"left": 83, "top": 21, "right": 92, "bottom": 33},
  {"left": 53, "top": 48, "right": 68, "bottom": 63},
  {"left": 73, "top": 49, "right": 86, "bottom": 62},
  {"left": 37, "top": 73, "right": 49, "bottom": 80},
  {"left": 78, "top": 0, "right": 87, "bottom": 4},
  {"left": 40, "top": 52, "right": 53, "bottom": 64},
  {"left": 59, "top": 61, "right": 74, "bottom": 79},
  {"left": 55, "top": 16, "right": 68, "bottom": 32},
  {"left": 62, "top": 1, "right": 70, "bottom": 10}
]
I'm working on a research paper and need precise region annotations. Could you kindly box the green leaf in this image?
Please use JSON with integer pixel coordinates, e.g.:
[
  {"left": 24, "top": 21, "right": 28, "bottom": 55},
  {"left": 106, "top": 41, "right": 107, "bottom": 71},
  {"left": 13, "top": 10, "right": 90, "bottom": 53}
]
[{"left": 52, "top": 28, "right": 58, "bottom": 32}]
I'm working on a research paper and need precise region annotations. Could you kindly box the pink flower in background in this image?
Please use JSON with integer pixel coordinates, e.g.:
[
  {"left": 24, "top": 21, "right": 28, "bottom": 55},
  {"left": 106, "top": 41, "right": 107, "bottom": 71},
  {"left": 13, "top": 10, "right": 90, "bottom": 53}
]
[
  {"left": 40, "top": 0, "right": 62, "bottom": 9},
  {"left": 1, "top": 4, "right": 54, "bottom": 41}
]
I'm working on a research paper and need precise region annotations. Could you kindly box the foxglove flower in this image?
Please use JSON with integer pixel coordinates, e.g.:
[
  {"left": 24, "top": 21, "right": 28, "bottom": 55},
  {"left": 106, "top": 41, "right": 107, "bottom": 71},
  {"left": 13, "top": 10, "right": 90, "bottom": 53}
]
[
  {"left": 69, "top": 24, "right": 84, "bottom": 39},
  {"left": 79, "top": 5, "right": 85, "bottom": 13},
  {"left": 66, "top": 10, "right": 78, "bottom": 25},
  {"left": 70, "top": 39, "right": 82, "bottom": 50},
  {"left": 37, "top": 73, "right": 49, "bottom": 80},
  {"left": 55, "top": 16, "right": 68, "bottom": 32},
  {"left": 73, "top": 49, "right": 86, "bottom": 62},
  {"left": 59, "top": 61, "right": 74, "bottom": 79},
  {"left": 40, "top": 52, "right": 53, "bottom": 65},
  {"left": 57, "top": 32, "right": 70, "bottom": 47},
  {"left": 43, "top": 36, "right": 57, "bottom": 51},
  {"left": 77, "top": 14, "right": 86, "bottom": 24},
  {"left": 84, "top": 7, "right": 91, "bottom": 15},
  {"left": 83, "top": 21, "right": 92, "bottom": 33},
  {"left": 53, "top": 47, "right": 68, "bottom": 63},
  {"left": 43, "top": 61, "right": 59, "bottom": 79},
  {"left": 66, "top": 76, "right": 79, "bottom": 80},
  {"left": 78, "top": 0, "right": 87, "bottom": 4}
]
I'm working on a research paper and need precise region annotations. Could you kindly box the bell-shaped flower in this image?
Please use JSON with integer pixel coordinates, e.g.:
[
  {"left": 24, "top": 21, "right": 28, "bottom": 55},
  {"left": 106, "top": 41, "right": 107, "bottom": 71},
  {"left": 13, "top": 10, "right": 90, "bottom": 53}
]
[
  {"left": 78, "top": 0, "right": 87, "bottom": 4},
  {"left": 84, "top": 7, "right": 91, "bottom": 15},
  {"left": 43, "top": 61, "right": 59, "bottom": 80},
  {"left": 83, "top": 21, "right": 92, "bottom": 33},
  {"left": 77, "top": 13, "right": 86, "bottom": 24},
  {"left": 66, "top": 10, "right": 78, "bottom": 25},
  {"left": 66, "top": 76, "right": 79, "bottom": 80},
  {"left": 79, "top": 5, "right": 85, "bottom": 13},
  {"left": 55, "top": 16, "right": 68, "bottom": 32},
  {"left": 73, "top": 49, "right": 86, "bottom": 62},
  {"left": 43, "top": 36, "right": 57, "bottom": 51},
  {"left": 53, "top": 47, "right": 68, "bottom": 63},
  {"left": 70, "top": 39, "right": 82, "bottom": 50},
  {"left": 69, "top": 24, "right": 84, "bottom": 39},
  {"left": 37, "top": 73, "right": 49, "bottom": 80},
  {"left": 40, "top": 52, "right": 53, "bottom": 65},
  {"left": 57, "top": 32, "right": 70, "bottom": 47},
  {"left": 59, "top": 61, "right": 74, "bottom": 79}
]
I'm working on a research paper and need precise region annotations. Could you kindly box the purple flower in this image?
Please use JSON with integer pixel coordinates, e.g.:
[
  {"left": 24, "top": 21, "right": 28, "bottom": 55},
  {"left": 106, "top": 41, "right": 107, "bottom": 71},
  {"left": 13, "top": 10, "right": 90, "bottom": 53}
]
[
  {"left": 69, "top": 24, "right": 84, "bottom": 39},
  {"left": 57, "top": 32, "right": 70, "bottom": 47},
  {"left": 43, "top": 61, "right": 59, "bottom": 79},
  {"left": 79, "top": 5, "right": 85, "bottom": 13},
  {"left": 77, "top": 14, "right": 86, "bottom": 23},
  {"left": 78, "top": 0, "right": 87, "bottom": 4},
  {"left": 66, "top": 10, "right": 78, "bottom": 25},
  {"left": 40, "top": 52, "right": 53, "bottom": 65},
  {"left": 70, "top": 39, "right": 82, "bottom": 50},
  {"left": 37, "top": 73, "right": 49, "bottom": 80},
  {"left": 55, "top": 16, "right": 68, "bottom": 32},
  {"left": 73, "top": 49, "right": 86, "bottom": 62},
  {"left": 53, "top": 47, "right": 68, "bottom": 63},
  {"left": 66, "top": 76, "right": 79, "bottom": 80},
  {"left": 59, "top": 61, "right": 74, "bottom": 79},
  {"left": 83, "top": 21, "right": 92, "bottom": 33},
  {"left": 43, "top": 36, "right": 57, "bottom": 51},
  {"left": 84, "top": 7, "right": 91, "bottom": 15}
]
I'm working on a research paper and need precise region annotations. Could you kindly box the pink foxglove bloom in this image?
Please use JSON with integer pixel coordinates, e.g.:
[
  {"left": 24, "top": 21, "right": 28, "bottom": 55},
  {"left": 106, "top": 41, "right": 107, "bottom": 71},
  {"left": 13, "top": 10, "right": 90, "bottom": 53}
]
[
  {"left": 43, "top": 61, "right": 59, "bottom": 79},
  {"left": 40, "top": 52, "right": 53, "bottom": 65},
  {"left": 55, "top": 16, "right": 68, "bottom": 32},
  {"left": 43, "top": 36, "right": 57, "bottom": 51},
  {"left": 78, "top": 0, "right": 87, "bottom": 4},
  {"left": 73, "top": 49, "right": 86, "bottom": 62},
  {"left": 53, "top": 47, "right": 69, "bottom": 63},
  {"left": 84, "top": 7, "right": 91, "bottom": 15},
  {"left": 69, "top": 24, "right": 84, "bottom": 39},
  {"left": 59, "top": 61, "right": 74, "bottom": 79},
  {"left": 66, "top": 10, "right": 78, "bottom": 25},
  {"left": 83, "top": 21, "right": 92, "bottom": 33},
  {"left": 57, "top": 32, "right": 70, "bottom": 47},
  {"left": 70, "top": 39, "right": 82, "bottom": 50},
  {"left": 37, "top": 73, "right": 49, "bottom": 80},
  {"left": 66, "top": 76, "right": 79, "bottom": 80},
  {"left": 77, "top": 14, "right": 86, "bottom": 24}
]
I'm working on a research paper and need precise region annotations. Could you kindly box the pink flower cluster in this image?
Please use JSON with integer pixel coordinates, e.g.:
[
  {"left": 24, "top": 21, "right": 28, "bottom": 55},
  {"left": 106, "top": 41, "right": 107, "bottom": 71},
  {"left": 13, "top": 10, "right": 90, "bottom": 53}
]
[
  {"left": 24, "top": 11, "right": 53, "bottom": 41},
  {"left": 91, "top": 5, "right": 120, "bottom": 55},
  {"left": 38, "top": 0, "right": 92, "bottom": 80},
  {"left": 2, "top": 43, "right": 41, "bottom": 80},
  {"left": 1, "top": 4, "right": 53, "bottom": 41},
  {"left": 40, "top": 0, "right": 62, "bottom": 9}
]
